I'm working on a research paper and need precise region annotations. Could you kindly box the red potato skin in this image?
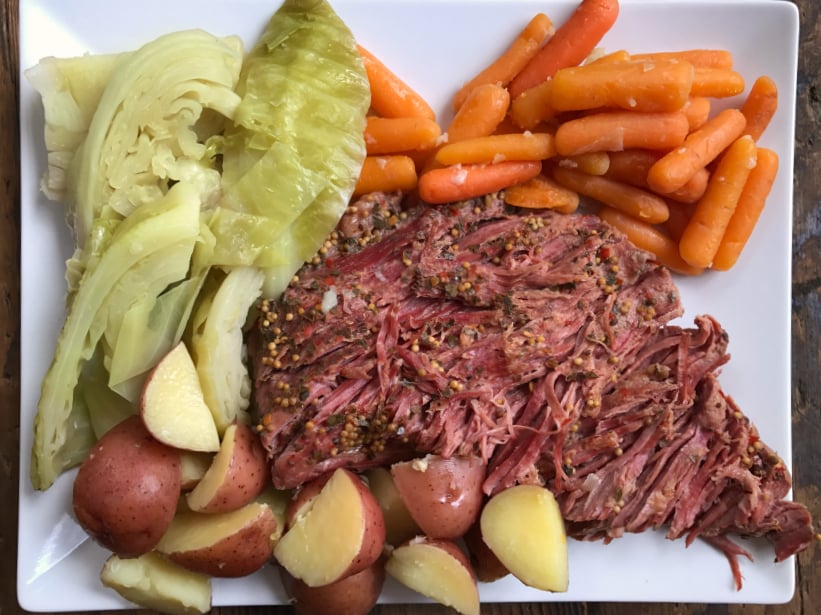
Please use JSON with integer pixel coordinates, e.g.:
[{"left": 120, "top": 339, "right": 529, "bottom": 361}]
[
  {"left": 281, "top": 559, "right": 387, "bottom": 615},
  {"left": 165, "top": 506, "right": 278, "bottom": 577},
  {"left": 391, "top": 455, "right": 486, "bottom": 539},
  {"left": 72, "top": 415, "right": 181, "bottom": 558},
  {"left": 285, "top": 471, "right": 334, "bottom": 529},
  {"left": 189, "top": 422, "right": 270, "bottom": 514},
  {"left": 336, "top": 469, "right": 387, "bottom": 579},
  {"left": 463, "top": 521, "right": 509, "bottom": 583}
]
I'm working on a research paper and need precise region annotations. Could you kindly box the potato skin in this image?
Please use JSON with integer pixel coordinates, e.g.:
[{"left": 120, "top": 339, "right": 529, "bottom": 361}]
[
  {"left": 72, "top": 415, "right": 181, "bottom": 557},
  {"left": 463, "top": 521, "right": 509, "bottom": 582},
  {"left": 391, "top": 455, "right": 485, "bottom": 539},
  {"left": 282, "top": 559, "right": 386, "bottom": 615}
]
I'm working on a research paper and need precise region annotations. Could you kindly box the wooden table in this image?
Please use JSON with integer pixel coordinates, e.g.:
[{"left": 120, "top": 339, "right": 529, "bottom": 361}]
[{"left": 1, "top": 1, "right": 819, "bottom": 614}]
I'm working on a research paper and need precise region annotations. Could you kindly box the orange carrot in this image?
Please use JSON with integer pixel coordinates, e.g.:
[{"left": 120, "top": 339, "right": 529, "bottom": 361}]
[
  {"left": 679, "top": 135, "right": 758, "bottom": 268},
  {"left": 509, "top": 0, "right": 620, "bottom": 98},
  {"left": 740, "top": 75, "right": 778, "bottom": 141},
  {"left": 358, "top": 45, "right": 436, "bottom": 120},
  {"left": 509, "top": 79, "right": 557, "bottom": 130},
  {"left": 503, "top": 174, "right": 580, "bottom": 213},
  {"left": 646, "top": 108, "right": 746, "bottom": 194},
  {"left": 353, "top": 155, "right": 418, "bottom": 197},
  {"left": 552, "top": 166, "right": 670, "bottom": 224},
  {"left": 630, "top": 49, "right": 734, "bottom": 69},
  {"left": 558, "top": 151, "right": 610, "bottom": 176},
  {"left": 554, "top": 110, "right": 690, "bottom": 156},
  {"left": 434, "top": 132, "right": 556, "bottom": 166},
  {"left": 682, "top": 97, "right": 711, "bottom": 132},
  {"left": 418, "top": 161, "right": 542, "bottom": 204},
  {"left": 550, "top": 59, "right": 694, "bottom": 113},
  {"left": 712, "top": 147, "right": 779, "bottom": 270},
  {"left": 446, "top": 83, "right": 511, "bottom": 142},
  {"left": 452, "top": 13, "right": 555, "bottom": 111},
  {"left": 586, "top": 49, "right": 631, "bottom": 65},
  {"left": 606, "top": 149, "right": 709, "bottom": 203},
  {"left": 364, "top": 116, "right": 442, "bottom": 155},
  {"left": 690, "top": 67, "right": 745, "bottom": 98},
  {"left": 662, "top": 201, "right": 696, "bottom": 241},
  {"left": 598, "top": 206, "right": 703, "bottom": 275}
]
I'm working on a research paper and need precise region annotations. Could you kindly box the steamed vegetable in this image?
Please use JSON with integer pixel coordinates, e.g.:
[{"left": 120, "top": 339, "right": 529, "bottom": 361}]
[{"left": 215, "top": 0, "right": 370, "bottom": 296}]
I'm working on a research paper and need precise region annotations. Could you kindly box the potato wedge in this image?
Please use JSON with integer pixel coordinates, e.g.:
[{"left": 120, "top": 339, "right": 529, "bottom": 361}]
[
  {"left": 480, "top": 484, "right": 569, "bottom": 592},
  {"left": 364, "top": 467, "right": 420, "bottom": 546},
  {"left": 101, "top": 552, "right": 211, "bottom": 615},
  {"left": 463, "top": 521, "right": 509, "bottom": 583},
  {"left": 281, "top": 559, "right": 386, "bottom": 615},
  {"left": 386, "top": 537, "right": 479, "bottom": 615}
]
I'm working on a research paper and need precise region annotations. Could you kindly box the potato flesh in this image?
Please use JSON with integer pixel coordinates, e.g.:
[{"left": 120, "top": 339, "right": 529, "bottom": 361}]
[
  {"left": 386, "top": 541, "right": 479, "bottom": 615},
  {"left": 101, "top": 552, "right": 211, "bottom": 615},
  {"left": 365, "top": 467, "right": 420, "bottom": 545},
  {"left": 274, "top": 469, "right": 366, "bottom": 586},
  {"left": 157, "top": 502, "right": 270, "bottom": 551},
  {"left": 480, "top": 484, "right": 569, "bottom": 592}
]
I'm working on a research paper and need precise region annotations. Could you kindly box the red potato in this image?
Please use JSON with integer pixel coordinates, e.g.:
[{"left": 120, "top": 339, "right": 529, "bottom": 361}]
[
  {"left": 156, "top": 501, "right": 278, "bottom": 578},
  {"left": 179, "top": 451, "right": 214, "bottom": 491},
  {"left": 72, "top": 415, "right": 181, "bottom": 557},
  {"left": 140, "top": 342, "right": 221, "bottom": 453},
  {"left": 365, "top": 467, "right": 421, "bottom": 545},
  {"left": 480, "top": 484, "right": 568, "bottom": 592},
  {"left": 186, "top": 421, "right": 269, "bottom": 514},
  {"left": 391, "top": 454, "right": 486, "bottom": 539},
  {"left": 284, "top": 471, "right": 334, "bottom": 528},
  {"left": 281, "top": 559, "right": 386, "bottom": 615},
  {"left": 274, "top": 468, "right": 386, "bottom": 587},
  {"left": 463, "top": 521, "right": 509, "bottom": 583},
  {"left": 100, "top": 552, "right": 212, "bottom": 615},
  {"left": 386, "top": 537, "right": 480, "bottom": 615}
]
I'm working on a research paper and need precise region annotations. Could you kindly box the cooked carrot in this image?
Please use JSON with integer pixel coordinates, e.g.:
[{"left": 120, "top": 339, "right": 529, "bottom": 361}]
[
  {"left": 550, "top": 59, "right": 694, "bottom": 113},
  {"left": 552, "top": 166, "right": 670, "bottom": 224},
  {"left": 446, "top": 83, "right": 511, "bottom": 142},
  {"left": 712, "top": 147, "right": 779, "bottom": 270},
  {"left": 662, "top": 201, "right": 696, "bottom": 241},
  {"left": 554, "top": 110, "right": 690, "bottom": 156},
  {"left": 558, "top": 151, "right": 610, "bottom": 176},
  {"left": 452, "top": 13, "right": 555, "bottom": 111},
  {"left": 606, "top": 149, "right": 709, "bottom": 203},
  {"left": 358, "top": 45, "right": 436, "bottom": 120},
  {"left": 364, "top": 116, "right": 442, "bottom": 155},
  {"left": 586, "top": 48, "right": 631, "bottom": 65},
  {"left": 740, "top": 75, "right": 778, "bottom": 141},
  {"left": 503, "top": 173, "right": 580, "bottom": 213},
  {"left": 434, "top": 132, "right": 556, "bottom": 166},
  {"left": 509, "top": 79, "right": 557, "bottom": 130},
  {"left": 509, "top": 0, "right": 620, "bottom": 98},
  {"left": 690, "top": 67, "right": 745, "bottom": 98},
  {"left": 418, "top": 160, "right": 542, "bottom": 204},
  {"left": 493, "top": 116, "right": 526, "bottom": 135},
  {"left": 353, "top": 155, "right": 418, "bottom": 197},
  {"left": 630, "top": 49, "right": 734, "bottom": 69},
  {"left": 598, "top": 206, "right": 703, "bottom": 275},
  {"left": 682, "top": 97, "right": 711, "bottom": 132},
  {"left": 646, "top": 108, "right": 746, "bottom": 194},
  {"left": 679, "top": 135, "right": 758, "bottom": 268}
]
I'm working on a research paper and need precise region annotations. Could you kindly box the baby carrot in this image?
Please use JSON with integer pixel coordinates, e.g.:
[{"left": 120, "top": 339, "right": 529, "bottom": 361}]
[
  {"left": 662, "top": 202, "right": 696, "bottom": 241},
  {"left": 646, "top": 108, "right": 746, "bottom": 194},
  {"left": 598, "top": 206, "right": 703, "bottom": 275},
  {"left": 503, "top": 173, "right": 580, "bottom": 213},
  {"left": 630, "top": 49, "right": 734, "bottom": 70},
  {"left": 679, "top": 135, "right": 758, "bottom": 269},
  {"left": 552, "top": 166, "right": 670, "bottom": 224},
  {"left": 418, "top": 160, "right": 542, "bottom": 204},
  {"left": 682, "top": 97, "right": 712, "bottom": 132},
  {"left": 509, "top": 79, "right": 557, "bottom": 130},
  {"left": 364, "top": 116, "right": 442, "bottom": 155},
  {"left": 558, "top": 151, "right": 610, "bottom": 176},
  {"left": 586, "top": 49, "right": 631, "bottom": 65},
  {"left": 740, "top": 75, "right": 778, "bottom": 141},
  {"left": 606, "top": 149, "right": 708, "bottom": 203},
  {"left": 509, "top": 0, "right": 620, "bottom": 98},
  {"left": 550, "top": 59, "right": 694, "bottom": 113},
  {"left": 712, "top": 147, "right": 779, "bottom": 270},
  {"left": 452, "top": 13, "right": 555, "bottom": 111},
  {"left": 353, "top": 155, "right": 418, "bottom": 197},
  {"left": 554, "top": 110, "right": 690, "bottom": 156},
  {"left": 690, "top": 67, "right": 745, "bottom": 98},
  {"left": 358, "top": 45, "right": 436, "bottom": 120},
  {"left": 446, "top": 83, "right": 511, "bottom": 142},
  {"left": 434, "top": 132, "right": 556, "bottom": 166}
]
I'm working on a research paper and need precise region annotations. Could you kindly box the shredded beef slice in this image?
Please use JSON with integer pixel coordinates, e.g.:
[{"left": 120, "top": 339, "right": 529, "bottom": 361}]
[{"left": 248, "top": 191, "right": 814, "bottom": 585}]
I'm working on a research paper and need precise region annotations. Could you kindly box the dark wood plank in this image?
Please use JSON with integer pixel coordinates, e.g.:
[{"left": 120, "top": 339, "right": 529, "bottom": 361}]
[{"left": 1, "top": 1, "right": 817, "bottom": 614}]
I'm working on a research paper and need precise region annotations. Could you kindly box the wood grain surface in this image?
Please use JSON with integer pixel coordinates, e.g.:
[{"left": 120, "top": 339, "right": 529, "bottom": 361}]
[{"left": 1, "top": 1, "right": 819, "bottom": 614}]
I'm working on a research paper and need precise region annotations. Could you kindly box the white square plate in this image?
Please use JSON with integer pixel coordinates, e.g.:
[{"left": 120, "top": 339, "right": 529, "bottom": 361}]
[{"left": 18, "top": 0, "right": 800, "bottom": 610}]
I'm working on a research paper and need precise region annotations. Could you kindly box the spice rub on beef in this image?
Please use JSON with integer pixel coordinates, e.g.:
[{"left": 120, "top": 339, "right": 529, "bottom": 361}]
[{"left": 248, "top": 192, "right": 814, "bottom": 586}]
